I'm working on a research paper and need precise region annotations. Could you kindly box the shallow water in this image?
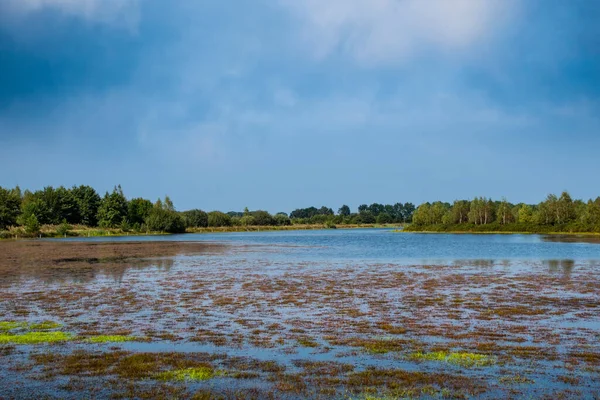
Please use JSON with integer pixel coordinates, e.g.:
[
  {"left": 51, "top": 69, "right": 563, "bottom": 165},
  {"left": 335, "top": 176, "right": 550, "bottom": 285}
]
[{"left": 2, "top": 229, "right": 600, "bottom": 399}]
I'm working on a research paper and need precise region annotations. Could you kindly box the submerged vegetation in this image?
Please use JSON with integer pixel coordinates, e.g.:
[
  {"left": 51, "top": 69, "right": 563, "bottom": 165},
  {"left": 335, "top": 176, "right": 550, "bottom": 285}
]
[
  {"left": 406, "top": 191, "right": 600, "bottom": 233},
  {"left": 408, "top": 351, "right": 496, "bottom": 368}
]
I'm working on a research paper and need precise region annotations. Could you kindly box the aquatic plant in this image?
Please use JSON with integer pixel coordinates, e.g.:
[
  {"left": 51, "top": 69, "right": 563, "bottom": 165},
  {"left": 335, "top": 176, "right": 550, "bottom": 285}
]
[
  {"left": 0, "top": 331, "right": 73, "bottom": 344},
  {"left": 84, "top": 335, "right": 139, "bottom": 343},
  {"left": 408, "top": 351, "right": 496, "bottom": 367},
  {"left": 157, "top": 367, "right": 220, "bottom": 381},
  {"left": 499, "top": 374, "right": 534, "bottom": 384},
  {"left": 0, "top": 321, "right": 62, "bottom": 331}
]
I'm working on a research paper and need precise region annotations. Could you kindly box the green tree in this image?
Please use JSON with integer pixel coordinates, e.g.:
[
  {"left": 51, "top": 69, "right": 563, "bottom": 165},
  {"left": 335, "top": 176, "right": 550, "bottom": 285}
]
[
  {"left": 252, "top": 210, "right": 274, "bottom": 226},
  {"left": 182, "top": 209, "right": 208, "bottom": 228},
  {"left": 517, "top": 204, "right": 534, "bottom": 223},
  {"left": 450, "top": 200, "right": 470, "bottom": 224},
  {"left": 208, "top": 211, "right": 232, "bottom": 227},
  {"left": 376, "top": 213, "right": 393, "bottom": 224},
  {"left": 128, "top": 198, "right": 154, "bottom": 226},
  {"left": 274, "top": 213, "right": 291, "bottom": 226},
  {"left": 497, "top": 198, "right": 514, "bottom": 225},
  {"left": 71, "top": 185, "right": 101, "bottom": 226},
  {"left": 338, "top": 205, "right": 351, "bottom": 217},
  {"left": 145, "top": 197, "right": 185, "bottom": 233},
  {"left": 0, "top": 186, "right": 22, "bottom": 229},
  {"left": 556, "top": 191, "right": 575, "bottom": 224},
  {"left": 23, "top": 214, "right": 40, "bottom": 235},
  {"left": 97, "top": 186, "right": 128, "bottom": 228}
]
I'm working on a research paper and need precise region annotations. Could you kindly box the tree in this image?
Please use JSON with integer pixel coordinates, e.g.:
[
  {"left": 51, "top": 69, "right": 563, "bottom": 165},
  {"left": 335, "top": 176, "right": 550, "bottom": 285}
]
[
  {"left": 412, "top": 203, "right": 431, "bottom": 226},
  {"left": 23, "top": 214, "right": 40, "bottom": 235},
  {"left": 402, "top": 203, "right": 416, "bottom": 223},
  {"left": 128, "top": 198, "right": 154, "bottom": 226},
  {"left": 182, "top": 209, "right": 208, "bottom": 228},
  {"left": 338, "top": 205, "right": 351, "bottom": 217},
  {"left": 376, "top": 213, "right": 393, "bottom": 224},
  {"left": 517, "top": 204, "right": 534, "bottom": 223},
  {"left": 252, "top": 210, "right": 275, "bottom": 226},
  {"left": 0, "top": 186, "right": 22, "bottom": 229},
  {"left": 497, "top": 198, "right": 514, "bottom": 225},
  {"left": 556, "top": 191, "right": 576, "bottom": 224},
  {"left": 71, "top": 185, "right": 101, "bottom": 226},
  {"left": 274, "top": 214, "right": 291, "bottom": 226},
  {"left": 97, "top": 186, "right": 128, "bottom": 228},
  {"left": 208, "top": 211, "right": 232, "bottom": 227},
  {"left": 450, "top": 200, "right": 470, "bottom": 224},
  {"left": 356, "top": 211, "right": 375, "bottom": 224},
  {"left": 145, "top": 197, "right": 185, "bottom": 233}
]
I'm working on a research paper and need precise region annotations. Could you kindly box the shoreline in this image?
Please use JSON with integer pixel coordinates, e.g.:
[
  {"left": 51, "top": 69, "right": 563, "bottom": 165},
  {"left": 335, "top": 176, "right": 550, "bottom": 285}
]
[
  {"left": 0, "top": 224, "right": 404, "bottom": 241},
  {"left": 400, "top": 230, "right": 600, "bottom": 236}
]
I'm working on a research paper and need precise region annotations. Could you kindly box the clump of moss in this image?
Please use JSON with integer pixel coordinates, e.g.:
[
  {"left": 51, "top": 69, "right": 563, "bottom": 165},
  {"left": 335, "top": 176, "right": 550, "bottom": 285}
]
[
  {"left": 156, "top": 367, "right": 221, "bottom": 381},
  {"left": 84, "top": 335, "right": 139, "bottom": 344},
  {"left": 408, "top": 351, "right": 496, "bottom": 367},
  {"left": 0, "top": 331, "right": 73, "bottom": 344}
]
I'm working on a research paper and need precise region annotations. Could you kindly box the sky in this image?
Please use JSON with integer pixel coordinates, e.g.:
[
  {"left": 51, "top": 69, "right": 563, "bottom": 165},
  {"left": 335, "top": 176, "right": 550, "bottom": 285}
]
[{"left": 0, "top": 0, "right": 599, "bottom": 213}]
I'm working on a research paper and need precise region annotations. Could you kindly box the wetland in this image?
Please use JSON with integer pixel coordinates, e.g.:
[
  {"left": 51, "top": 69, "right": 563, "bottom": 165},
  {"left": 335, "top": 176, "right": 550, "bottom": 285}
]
[{"left": 1, "top": 229, "right": 599, "bottom": 399}]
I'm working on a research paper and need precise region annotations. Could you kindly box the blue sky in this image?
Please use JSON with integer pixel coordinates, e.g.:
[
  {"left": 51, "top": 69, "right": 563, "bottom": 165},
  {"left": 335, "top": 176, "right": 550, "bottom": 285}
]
[{"left": 1, "top": 0, "right": 599, "bottom": 212}]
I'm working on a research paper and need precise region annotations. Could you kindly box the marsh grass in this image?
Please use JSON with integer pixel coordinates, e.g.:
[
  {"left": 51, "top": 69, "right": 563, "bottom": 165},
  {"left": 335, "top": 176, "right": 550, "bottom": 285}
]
[
  {"left": 156, "top": 367, "right": 222, "bottom": 381},
  {"left": 0, "top": 331, "right": 73, "bottom": 344},
  {"left": 408, "top": 351, "right": 496, "bottom": 368},
  {"left": 84, "top": 335, "right": 140, "bottom": 344},
  {"left": 0, "top": 320, "right": 62, "bottom": 331},
  {"left": 499, "top": 374, "right": 535, "bottom": 385}
]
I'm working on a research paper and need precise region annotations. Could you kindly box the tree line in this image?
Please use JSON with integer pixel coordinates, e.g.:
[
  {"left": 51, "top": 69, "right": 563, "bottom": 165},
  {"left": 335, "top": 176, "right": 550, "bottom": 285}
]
[
  {"left": 407, "top": 192, "right": 600, "bottom": 233},
  {"left": 0, "top": 185, "right": 413, "bottom": 236}
]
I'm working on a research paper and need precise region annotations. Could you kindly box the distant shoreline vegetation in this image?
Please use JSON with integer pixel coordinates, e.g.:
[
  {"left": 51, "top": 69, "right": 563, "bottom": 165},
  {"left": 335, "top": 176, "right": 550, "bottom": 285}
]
[
  {"left": 405, "top": 192, "right": 600, "bottom": 234},
  {"left": 0, "top": 185, "right": 414, "bottom": 239}
]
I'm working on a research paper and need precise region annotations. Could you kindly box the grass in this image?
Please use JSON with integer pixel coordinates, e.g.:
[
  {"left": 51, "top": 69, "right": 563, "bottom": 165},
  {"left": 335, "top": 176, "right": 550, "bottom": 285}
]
[
  {"left": 0, "top": 331, "right": 73, "bottom": 344},
  {"left": 84, "top": 335, "right": 140, "bottom": 343},
  {"left": 408, "top": 351, "right": 496, "bottom": 368},
  {"left": 499, "top": 374, "right": 535, "bottom": 385},
  {"left": 0, "top": 320, "right": 62, "bottom": 331},
  {"left": 156, "top": 367, "right": 220, "bottom": 381}
]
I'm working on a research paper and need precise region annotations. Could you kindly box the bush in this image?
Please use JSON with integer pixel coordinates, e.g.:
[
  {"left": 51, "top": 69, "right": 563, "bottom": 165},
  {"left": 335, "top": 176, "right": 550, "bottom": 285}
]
[
  {"left": 23, "top": 215, "right": 40, "bottom": 235},
  {"left": 56, "top": 220, "right": 71, "bottom": 237}
]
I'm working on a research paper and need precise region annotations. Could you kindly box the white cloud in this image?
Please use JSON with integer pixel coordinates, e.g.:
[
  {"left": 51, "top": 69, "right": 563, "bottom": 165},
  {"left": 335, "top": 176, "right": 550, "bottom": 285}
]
[
  {"left": 281, "top": 0, "right": 514, "bottom": 65},
  {"left": 4, "top": 0, "right": 139, "bottom": 29}
]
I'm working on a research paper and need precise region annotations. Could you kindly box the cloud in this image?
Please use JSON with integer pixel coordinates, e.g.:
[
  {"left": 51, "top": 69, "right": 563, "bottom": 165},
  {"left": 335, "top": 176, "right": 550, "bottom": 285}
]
[
  {"left": 2, "top": 0, "right": 140, "bottom": 29},
  {"left": 280, "top": 0, "right": 515, "bottom": 65}
]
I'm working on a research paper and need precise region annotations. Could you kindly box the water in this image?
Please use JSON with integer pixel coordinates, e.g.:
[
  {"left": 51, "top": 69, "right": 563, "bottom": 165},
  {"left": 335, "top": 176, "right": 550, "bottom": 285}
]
[
  {"left": 3, "top": 229, "right": 599, "bottom": 399},
  {"left": 64, "top": 228, "right": 600, "bottom": 263}
]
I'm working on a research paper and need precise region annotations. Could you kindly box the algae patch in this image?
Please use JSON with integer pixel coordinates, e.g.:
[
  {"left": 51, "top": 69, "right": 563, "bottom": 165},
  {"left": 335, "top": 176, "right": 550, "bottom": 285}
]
[{"left": 0, "top": 331, "right": 74, "bottom": 344}]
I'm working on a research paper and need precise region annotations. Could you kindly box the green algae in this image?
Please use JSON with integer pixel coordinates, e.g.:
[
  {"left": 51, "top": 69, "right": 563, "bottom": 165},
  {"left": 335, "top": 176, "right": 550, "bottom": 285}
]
[
  {"left": 0, "top": 331, "right": 73, "bottom": 344},
  {"left": 0, "top": 321, "right": 62, "bottom": 332},
  {"left": 84, "top": 335, "right": 140, "bottom": 344}
]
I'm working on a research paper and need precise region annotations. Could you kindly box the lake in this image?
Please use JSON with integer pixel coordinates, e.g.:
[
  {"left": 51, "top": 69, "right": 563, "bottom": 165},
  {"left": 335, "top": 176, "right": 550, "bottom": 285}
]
[{"left": 1, "top": 229, "right": 599, "bottom": 399}]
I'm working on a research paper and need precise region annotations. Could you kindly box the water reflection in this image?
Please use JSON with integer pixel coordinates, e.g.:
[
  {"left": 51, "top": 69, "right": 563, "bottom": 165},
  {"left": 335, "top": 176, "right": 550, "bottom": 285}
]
[
  {"left": 541, "top": 235, "right": 600, "bottom": 244},
  {"left": 544, "top": 259, "right": 575, "bottom": 276}
]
